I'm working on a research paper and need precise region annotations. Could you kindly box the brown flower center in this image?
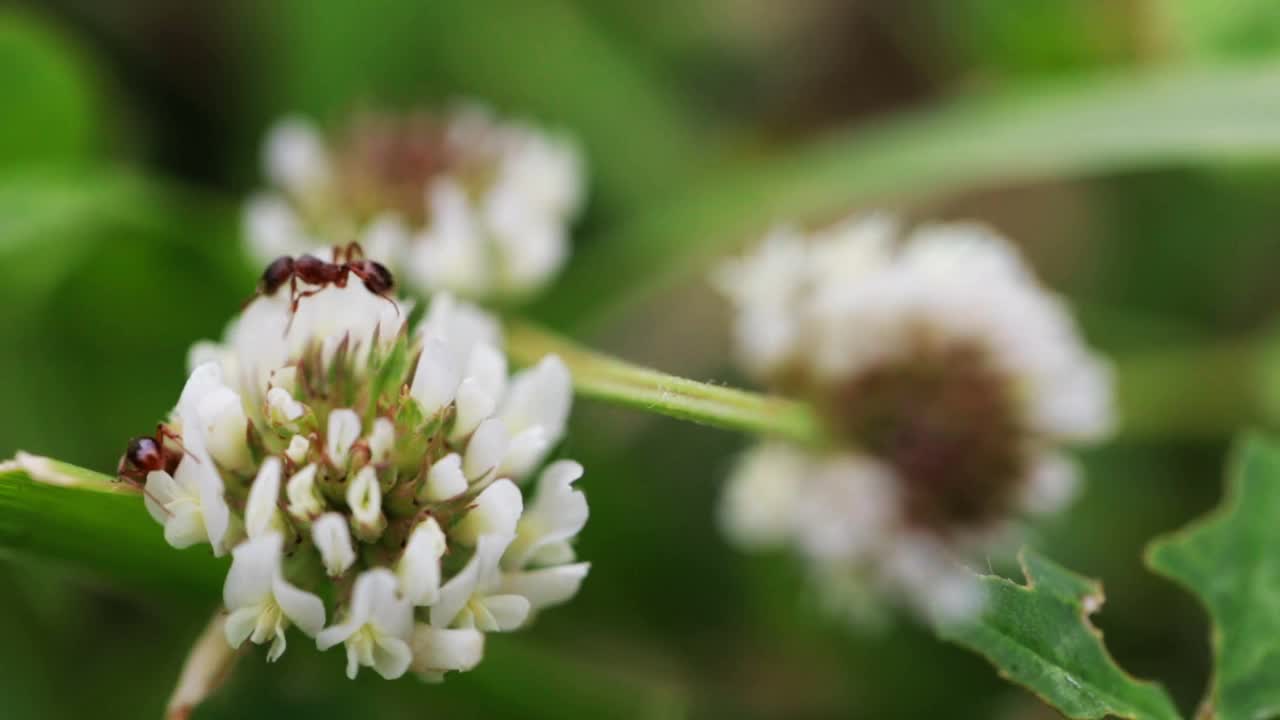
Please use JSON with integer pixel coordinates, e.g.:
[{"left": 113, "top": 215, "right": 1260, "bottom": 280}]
[
  {"left": 821, "top": 340, "right": 1026, "bottom": 534},
  {"left": 336, "top": 113, "right": 456, "bottom": 224}
]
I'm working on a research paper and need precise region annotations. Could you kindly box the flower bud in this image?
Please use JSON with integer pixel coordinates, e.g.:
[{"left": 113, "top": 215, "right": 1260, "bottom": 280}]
[
  {"left": 267, "top": 387, "right": 307, "bottom": 426},
  {"left": 327, "top": 409, "right": 362, "bottom": 469},
  {"left": 346, "top": 466, "right": 385, "bottom": 542},
  {"left": 421, "top": 454, "right": 467, "bottom": 502},
  {"left": 398, "top": 518, "right": 447, "bottom": 606},
  {"left": 285, "top": 464, "right": 324, "bottom": 521},
  {"left": 312, "top": 513, "right": 356, "bottom": 577},
  {"left": 245, "top": 458, "right": 284, "bottom": 539}
]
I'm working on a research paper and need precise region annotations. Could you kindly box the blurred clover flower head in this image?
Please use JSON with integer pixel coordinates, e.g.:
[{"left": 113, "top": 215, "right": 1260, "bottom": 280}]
[
  {"left": 134, "top": 276, "right": 588, "bottom": 680},
  {"left": 713, "top": 215, "right": 1114, "bottom": 622},
  {"left": 244, "top": 104, "right": 584, "bottom": 302}
]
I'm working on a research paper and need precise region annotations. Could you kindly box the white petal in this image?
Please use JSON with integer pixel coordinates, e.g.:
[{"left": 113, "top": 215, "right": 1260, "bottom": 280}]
[
  {"left": 431, "top": 534, "right": 509, "bottom": 628},
  {"left": 244, "top": 195, "right": 311, "bottom": 264},
  {"left": 326, "top": 409, "right": 362, "bottom": 468},
  {"left": 410, "top": 338, "right": 461, "bottom": 417},
  {"left": 499, "top": 563, "right": 590, "bottom": 610},
  {"left": 454, "top": 479, "right": 523, "bottom": 547},
  {"left": 500, "top": 427, "right": 550, "bottom": 480},
  {"left": 418, "top": 292, "right": 502, "bottom": 366},
  {"left": 411, "top": 626, "right": 484, "bottom": 678},
  {"left": 366, "top": 569, "right": 415, "bottom": 642},
  {"left": 473, "top": 594, "right": 530, "bottom": 632},
  {"left": 498, "top": 355, "right": 571, "bottom": 462},
  {"left": 450, "top": 377, "right": 499, "bottom": 442},
  {"left": 463, "top": 418, "right": 508, "bottom": 482},
  {"left": 143, "top": 470, "right": 181, "bottom": 526},
  {"left": 717, "top": 443, "right": 809, "bottom": 549},
  {"left": 194, "top": 386, "right": 252, "bottom": 473},
  {"left": 174, "top": 422, "right": 232, "bottom": 556},
  {"left": 1021, "top": 452, "right": 1081, "bottom": 516},
  {"left": 224, "top": 533, "right": 282, "bottom": 610},
  {"left": 398, "top": 518, "right": 447, "bottom": 606},
  {"left": 267, "top": 387, "right": 306, "bottom": 425},
  {"left": 312, "top": 513, "right": 357, "bottom": 576},
  {"left": 503, "top": 460, "right": 587, "bottom": 569},
  {"left": 177, "top": 362, "right": 225, "bottom": 416},
  {"left": 161, "top": 505, "right": 208, "bottom": 549},
  {"left": 410, "top": 186, "right": 488, "bottom": 295},
  {"left": 285, "top": 434, "right": 311, "bottom": 465},
  {"left": 465, "top": 343, "right": 508, "bottom": 402},
  {"left": 422, "top": 453, "right": 468, "bottom": 501},
  {"left": 371, "top": 636, "right": 414, "bottom": 680},
  {"left": 346, "top": 466, "right": 384, "bottom": 540},
  {"left": 368, "top": 418, "right": 396, "bottom": 464},
  {"left": 224, "top": 606, "right": 263, "bottom": 650},
  {"left": 244, "top": 457, "right": 283, "bottom": 539},
  {"left": 265, "top": 117, "right": 330, "bottom": 194},
  {"left": 360, "top": 213, "right": 410, "bottom": 267},
  {"left": 285, "top": 464, "right": 324, "bottom": 520},
  {"left": 272, "top": 573, "right": 326, "bottom": 637},
  {"left": 316, "top": 568, "right": 386, "bottom": 650}
]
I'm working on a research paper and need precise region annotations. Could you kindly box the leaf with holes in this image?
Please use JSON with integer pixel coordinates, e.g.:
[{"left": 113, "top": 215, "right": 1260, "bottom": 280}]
[
  {"left": 1147, "top": 432, "right": 1280, "bottom": 720},
  {"left": 938, "top": 549, "right": 1181, "bottom": 720}
]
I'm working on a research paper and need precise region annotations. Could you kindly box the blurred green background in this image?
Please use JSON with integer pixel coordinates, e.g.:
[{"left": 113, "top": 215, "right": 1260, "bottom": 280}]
[{"left": 4, "top": 0, "right": 1280, "bottom": 717}]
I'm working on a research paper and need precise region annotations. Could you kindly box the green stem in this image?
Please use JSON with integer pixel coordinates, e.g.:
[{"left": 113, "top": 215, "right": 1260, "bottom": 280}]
[
  {"left": 1115, "top": 335, "right": 1278, "bottom": 440},
  {"left": 505, "top": 320, "right": 828, "bottom": 447}
]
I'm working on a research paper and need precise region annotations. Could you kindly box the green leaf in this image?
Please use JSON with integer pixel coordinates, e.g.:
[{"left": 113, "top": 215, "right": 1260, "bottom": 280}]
[
  {"left": 1168, "top": 0, "right": 1280, "bottom": 61},
  {"left": 0, "top": 454, "right": 224, "bottom": 596},
  {"left": 938, "top": 549, "right": 1181, "bottom": 720},
  {"left": 532, "top": 61, "right": 1280, "bottom": 331},
  {"left": 0, "top": 8, "right": 100, "bottom": 168},
  {"left": 0, "top": 170, "right": 251, "bottom": 468},
  {"left": 1146, "top": 432, "right": 1280, "bottom": 720}
]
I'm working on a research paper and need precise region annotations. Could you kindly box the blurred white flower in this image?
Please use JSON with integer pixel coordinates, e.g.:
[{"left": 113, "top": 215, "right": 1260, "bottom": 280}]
[
  {"left": 245, "top": 106, "right": 584, "bottom": 302},
  {"left": 713, "top": 216, "right": 1114, "bottom": 623}
]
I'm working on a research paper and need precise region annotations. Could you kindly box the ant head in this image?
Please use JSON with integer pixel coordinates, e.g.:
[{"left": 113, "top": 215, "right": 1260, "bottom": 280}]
[
  {"left": 260, "top": 256, "right": 296, "bottom": 295},
  {"left": 125, "top": 436, "right": 164, "bottom": 473},
  {"left": 352, "top": 260, "right": 394, "bottom": 295}
]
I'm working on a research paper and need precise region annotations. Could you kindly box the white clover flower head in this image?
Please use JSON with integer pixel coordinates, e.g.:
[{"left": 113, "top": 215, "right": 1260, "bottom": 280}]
[
  {"left": 122, "top": 274, "right": 589, "bottom": 680},
  {"left": 244, "top": 105, "right": 584, "bottom": 302},
  {"left": 713, "top": 215, "right": 1115, "bottom": 623}
]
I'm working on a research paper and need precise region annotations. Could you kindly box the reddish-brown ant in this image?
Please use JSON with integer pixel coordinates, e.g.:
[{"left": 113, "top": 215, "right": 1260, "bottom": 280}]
[
  {"left": 116, "top": 425, "right": 189, "bottom": 484},
  {"left": 250, "top": 242, "right": 399, "bottom": 323},
  {"left": 116, "top": 426, "right": 199, "bottom": 513}
]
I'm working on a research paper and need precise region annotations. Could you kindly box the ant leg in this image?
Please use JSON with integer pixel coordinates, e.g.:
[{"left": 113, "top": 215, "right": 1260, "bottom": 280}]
[
  {"left": 137, "top": 483, "right": 172, "bottom": 515},
  {"left": 292, "top": 286, "right": 330, "bottom": 311},
  {"left": 158, "top": 424, "right": 200, "bottom": 463},
  {"left": 286, "top": 275, "right": 302, "bottom": 334},
  {"left": 377, "top": 293, "right": 401, "bottom": 317},
  {"left": 115, "top": 462, "right": 175, "bottom": 514},
  {"left": 345, "top": 242, "right": 365, "bottom": 261}
]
